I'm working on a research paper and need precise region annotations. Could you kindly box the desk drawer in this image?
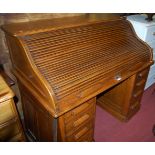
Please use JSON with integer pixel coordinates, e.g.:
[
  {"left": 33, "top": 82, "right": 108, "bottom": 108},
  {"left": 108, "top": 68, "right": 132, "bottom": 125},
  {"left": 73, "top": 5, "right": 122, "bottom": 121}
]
[
  {"left": 0, "top": 118, "right": 21, "bottom": 141},
  {"left": 135, "top": 68, "right": 149, "bottom": 82},
  {"left": 65, "top": 121, "right": 94, "bottom": 142},
  {"left": 59, "top": 98, "right": 96, "bottom": 141},
  {"left": 64, "top": 98, "right": 96, "bottom": 124},
  {"left": 145, "top": 25, "right": 155, "bottom": 42},
  {"left": 65, "top": 108, "right": 95, "bottom": 136},
  {"left": 130, "top": 68, "right": 149, "bottom": 107},
  {"left": 0, "top": 99, "right": 16, "bottom": 124}
]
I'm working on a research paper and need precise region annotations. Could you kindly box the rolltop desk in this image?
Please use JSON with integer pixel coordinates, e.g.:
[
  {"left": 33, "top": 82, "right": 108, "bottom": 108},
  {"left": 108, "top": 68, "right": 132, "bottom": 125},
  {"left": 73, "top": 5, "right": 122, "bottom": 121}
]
[{"left": 1, "top": 15, "right": 153, "bottom": 142}]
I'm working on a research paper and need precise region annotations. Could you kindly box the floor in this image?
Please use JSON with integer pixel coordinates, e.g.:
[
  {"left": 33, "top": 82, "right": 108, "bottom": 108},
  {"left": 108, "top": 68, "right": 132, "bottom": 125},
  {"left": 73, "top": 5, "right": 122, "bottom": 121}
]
[{"left": 94, "top": 84, "right": 155, "bottom": 142}]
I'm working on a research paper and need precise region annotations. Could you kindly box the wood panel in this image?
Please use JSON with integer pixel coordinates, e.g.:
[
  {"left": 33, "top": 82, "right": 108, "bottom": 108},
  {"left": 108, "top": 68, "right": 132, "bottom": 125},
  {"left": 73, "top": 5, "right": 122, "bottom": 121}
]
[
  {"left": 97, "top": 68, "right": 150, "bottom": 121},
  {"left": 19, "top": 82, "right": 54, "bottom": 141}
]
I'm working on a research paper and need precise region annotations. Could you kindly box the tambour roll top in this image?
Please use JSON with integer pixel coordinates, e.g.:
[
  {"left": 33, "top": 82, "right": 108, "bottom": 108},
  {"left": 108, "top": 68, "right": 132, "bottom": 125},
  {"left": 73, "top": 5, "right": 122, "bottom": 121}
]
[{"left": 1, "top": 15, "right": 153, "bottom": 117}]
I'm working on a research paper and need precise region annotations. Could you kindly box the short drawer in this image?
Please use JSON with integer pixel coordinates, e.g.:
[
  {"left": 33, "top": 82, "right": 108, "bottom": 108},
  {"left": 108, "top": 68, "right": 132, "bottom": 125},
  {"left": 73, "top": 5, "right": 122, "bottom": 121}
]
[
  {"left": 130, "top": 89, "right": 143, "bottom": 106},
  {"left": 64, "top": 98, "right": 96, "bottom": 124},
  {"left": 65, "top": 121, "right": 94, "bottom": 142},
  {"left": 0, "top": 118, "right": 20, "bottom": 141},
  {"left": 65, "top": 108, "right": 95, "bottom": 136},
  {"left": 145, "top": 25, "right": 155, "bottom": 42},
  {"left": 0, "top": 99, "right": 16, "bottom": 124},
  {"left": 130, "top": 100, "right": 141, "bottom": 110},
  {"left": 135, "top": 68, "right": 149, "bottom": 83},
  {"left": 75, "top": 129, "right": 94, "bottom": 142}
]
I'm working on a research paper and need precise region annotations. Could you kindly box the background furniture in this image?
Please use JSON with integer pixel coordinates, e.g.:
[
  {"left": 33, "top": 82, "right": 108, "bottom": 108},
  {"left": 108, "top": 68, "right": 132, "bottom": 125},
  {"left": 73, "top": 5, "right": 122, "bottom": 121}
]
[
  {"left": 127, "top": 14, "right": 155, "bottom": 89},
  {"left": 2, "top": 15, "right": 153, "bottom": 141},
  {"left": 0, "top": 64, "right": 15, "bottom": 86},
  {"left": 0, "top": 75, "right": 25, "bottom": 141}
]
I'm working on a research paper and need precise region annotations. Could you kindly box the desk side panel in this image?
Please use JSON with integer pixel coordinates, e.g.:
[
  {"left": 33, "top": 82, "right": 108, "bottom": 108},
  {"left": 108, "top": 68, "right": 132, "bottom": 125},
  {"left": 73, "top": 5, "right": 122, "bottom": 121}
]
[{"left": 4, "top": 34, "right": 57, "bottom": 116}]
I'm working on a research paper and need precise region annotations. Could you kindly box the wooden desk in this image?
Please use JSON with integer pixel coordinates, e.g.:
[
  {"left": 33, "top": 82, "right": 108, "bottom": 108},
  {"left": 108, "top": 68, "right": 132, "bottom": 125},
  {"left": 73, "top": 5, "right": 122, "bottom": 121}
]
[{"left": 1, "top": 15, "right": 153, "bottom": 141}]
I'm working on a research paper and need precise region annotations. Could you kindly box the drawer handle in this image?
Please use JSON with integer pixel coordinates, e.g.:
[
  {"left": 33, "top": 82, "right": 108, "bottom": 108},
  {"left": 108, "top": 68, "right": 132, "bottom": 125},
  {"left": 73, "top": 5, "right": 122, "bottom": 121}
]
[
  {"left": 136, "top": 79, "right": 146, "bottom": 86},
  {"left": 138, "top": 73, "right": 143, "bottom": 78},
  {"left": 153, "top": 32, "right": 155, "bottom": 36},
  {"left": 130, "top": 101, "right": 139, "bottom": 110},
  {"left": 74, "top": 126, "right": 89, "bottom": 140},
  {"left": 115, "top": 74, "right": 122, "bottom": 81},
  {"left": 133, "top": 90, "right": 143, "bottom": 98},
  {"left": 73, "top": 114, "right": 90, "bottom": 127}
]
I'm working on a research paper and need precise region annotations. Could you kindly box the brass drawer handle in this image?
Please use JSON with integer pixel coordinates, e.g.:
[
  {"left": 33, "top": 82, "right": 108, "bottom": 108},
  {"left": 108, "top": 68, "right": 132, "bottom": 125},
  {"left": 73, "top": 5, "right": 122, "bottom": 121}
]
[
  {"left": 115, "top": 74, "right": 122, "bottom": 81},
  {"left": 130, "top": 101, "right": 139, "bottom": 110}
]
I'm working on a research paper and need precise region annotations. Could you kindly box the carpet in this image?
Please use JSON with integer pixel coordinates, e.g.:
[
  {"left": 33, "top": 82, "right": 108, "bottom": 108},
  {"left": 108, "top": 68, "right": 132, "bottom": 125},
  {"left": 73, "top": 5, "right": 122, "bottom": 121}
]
[{"left": 94, "top": 83, "right": 155, "bottom": 142}]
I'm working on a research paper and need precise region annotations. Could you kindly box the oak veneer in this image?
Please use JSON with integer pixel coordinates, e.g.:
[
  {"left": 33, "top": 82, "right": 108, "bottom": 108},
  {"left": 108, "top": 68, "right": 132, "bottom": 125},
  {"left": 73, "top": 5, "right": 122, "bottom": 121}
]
[{"left": 1, "top": 15, "right": 153, "bottom": 141}]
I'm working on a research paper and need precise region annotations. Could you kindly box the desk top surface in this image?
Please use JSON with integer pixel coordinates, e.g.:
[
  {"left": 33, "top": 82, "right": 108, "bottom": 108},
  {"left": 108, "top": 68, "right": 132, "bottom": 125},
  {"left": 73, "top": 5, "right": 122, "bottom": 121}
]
[{"left": 1, "top": 14, "right": 121, "bottom": 36}]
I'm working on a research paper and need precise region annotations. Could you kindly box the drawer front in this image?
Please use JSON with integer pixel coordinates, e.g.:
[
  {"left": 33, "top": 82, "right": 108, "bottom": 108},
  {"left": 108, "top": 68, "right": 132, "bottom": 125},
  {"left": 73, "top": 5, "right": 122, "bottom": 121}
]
[
  {"left": 64, "top": 98, "right": 96, "bottom": 124},
  {"left": 130, "top": 100, "right": 141, "bottom": 111},
  {"left": 145, "top": 25, "right": 155, "bottom": 42},
  {"left": 65, "top": 121, "right": 94, "bottom": 142},
  {"left": 0, "top": 99, "right": 16, "bottom": 124},
  {"left": 0, "top": 118, "right": 21, "bottom": 141},
  {"left": 65, "top": 107, "right": 95, "bottom": 136},
  {"left": 135, "top": 68, "right": 149, "bottom": 82},
  {"left": 130, "top": 68, "right": 149, "bottom": 107}
]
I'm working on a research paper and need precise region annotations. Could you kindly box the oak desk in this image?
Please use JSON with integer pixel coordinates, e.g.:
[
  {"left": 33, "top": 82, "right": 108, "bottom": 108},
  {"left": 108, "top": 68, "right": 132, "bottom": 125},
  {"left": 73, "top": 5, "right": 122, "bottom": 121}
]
[{"left": 1, "top": 15, "right": 153, "bottom": 141}]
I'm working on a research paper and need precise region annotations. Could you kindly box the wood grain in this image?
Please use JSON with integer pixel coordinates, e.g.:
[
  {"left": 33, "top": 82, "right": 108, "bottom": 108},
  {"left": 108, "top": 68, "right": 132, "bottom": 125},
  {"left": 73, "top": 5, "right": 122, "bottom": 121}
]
[{"left": 1, "top": 15, "right": 153, "bottom": 141}]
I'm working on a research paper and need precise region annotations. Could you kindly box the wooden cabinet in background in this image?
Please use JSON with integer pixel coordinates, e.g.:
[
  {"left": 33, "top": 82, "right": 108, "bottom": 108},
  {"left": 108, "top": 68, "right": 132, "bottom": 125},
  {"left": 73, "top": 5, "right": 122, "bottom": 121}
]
[{"left": 0, "top": 75, "right": 25, "bottom": 141}]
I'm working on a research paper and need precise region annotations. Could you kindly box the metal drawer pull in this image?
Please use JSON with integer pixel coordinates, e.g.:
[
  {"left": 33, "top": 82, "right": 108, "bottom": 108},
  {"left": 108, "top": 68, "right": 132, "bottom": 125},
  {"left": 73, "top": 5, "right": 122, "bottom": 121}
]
[
  {"left": 115, "top": 74, "right": 122, "bottom": 81},
  {"left": 153, "top": 32, "right": 155, "bottom": 36},
  {"left": 138, "top": 73, "right": 143, "bottom": 78},
  {"left": 130, "top": 101, "right": 139, "bottom": 110}
]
